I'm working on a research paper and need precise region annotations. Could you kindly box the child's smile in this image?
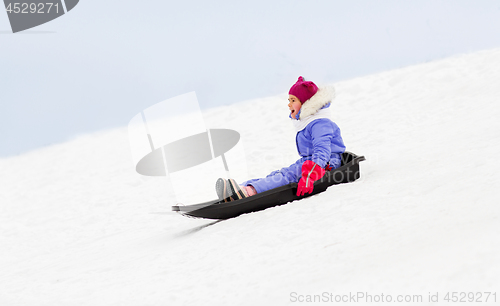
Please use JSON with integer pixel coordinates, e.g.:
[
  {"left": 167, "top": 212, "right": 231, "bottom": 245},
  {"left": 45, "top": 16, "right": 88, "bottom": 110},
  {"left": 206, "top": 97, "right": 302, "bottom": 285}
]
[{"left": 288, "top": 94, "right": 302, "bottom": 119}]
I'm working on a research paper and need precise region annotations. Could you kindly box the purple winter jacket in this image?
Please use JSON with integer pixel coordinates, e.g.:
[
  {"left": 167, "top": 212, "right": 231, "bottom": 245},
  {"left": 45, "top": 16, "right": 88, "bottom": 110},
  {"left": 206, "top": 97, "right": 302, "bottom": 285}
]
[
  {"left": 242, "top": 86, "right": 345, "bottom": 193},
  {"left": 296, "top": 115, "right": 345, "bottom": 169}
]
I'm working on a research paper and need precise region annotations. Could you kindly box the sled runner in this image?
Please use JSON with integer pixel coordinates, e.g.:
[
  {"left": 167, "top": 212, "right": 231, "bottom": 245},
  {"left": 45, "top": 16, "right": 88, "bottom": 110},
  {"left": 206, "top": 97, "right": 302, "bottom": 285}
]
[{"left": 172, "top": 151, "right": 365, "bottom": 219}]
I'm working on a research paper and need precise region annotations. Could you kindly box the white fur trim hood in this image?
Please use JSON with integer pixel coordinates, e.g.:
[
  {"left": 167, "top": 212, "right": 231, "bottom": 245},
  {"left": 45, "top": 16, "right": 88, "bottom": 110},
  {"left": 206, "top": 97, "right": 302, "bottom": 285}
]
[{"left": 299, "top": 85, "right": 336, "bottom": 119}]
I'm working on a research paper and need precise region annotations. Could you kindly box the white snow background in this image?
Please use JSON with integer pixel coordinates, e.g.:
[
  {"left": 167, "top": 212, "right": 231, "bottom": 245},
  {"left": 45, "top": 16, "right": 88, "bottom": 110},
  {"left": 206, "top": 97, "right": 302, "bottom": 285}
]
[{"left": 1, "top": 48, "right": 499, "bottom": 305}]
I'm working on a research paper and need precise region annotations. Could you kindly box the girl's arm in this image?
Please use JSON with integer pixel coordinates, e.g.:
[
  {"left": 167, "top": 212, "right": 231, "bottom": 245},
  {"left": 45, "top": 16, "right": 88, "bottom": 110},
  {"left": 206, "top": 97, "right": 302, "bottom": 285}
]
[{"left": 309, "top": 119, "right": 334, "bottom": 168}]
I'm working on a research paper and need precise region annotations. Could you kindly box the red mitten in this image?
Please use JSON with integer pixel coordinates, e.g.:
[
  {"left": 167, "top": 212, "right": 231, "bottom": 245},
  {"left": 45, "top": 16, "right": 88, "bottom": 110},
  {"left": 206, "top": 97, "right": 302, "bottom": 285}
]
[{"left": 296, "top": 160, "right": 326, "bottom": 196}]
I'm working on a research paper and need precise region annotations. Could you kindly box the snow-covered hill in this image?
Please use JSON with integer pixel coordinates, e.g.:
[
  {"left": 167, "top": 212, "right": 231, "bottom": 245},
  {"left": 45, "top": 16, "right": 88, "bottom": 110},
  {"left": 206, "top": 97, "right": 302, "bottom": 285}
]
[{"left": 1, "top": 49, "right": 499, "bottom": 305}]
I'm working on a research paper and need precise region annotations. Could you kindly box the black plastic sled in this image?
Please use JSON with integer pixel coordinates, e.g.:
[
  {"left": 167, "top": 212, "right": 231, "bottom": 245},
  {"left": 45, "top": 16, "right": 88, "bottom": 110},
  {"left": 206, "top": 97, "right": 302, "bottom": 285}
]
[{"left": 172, "top": 151, "right": 365, "bottom": 220}]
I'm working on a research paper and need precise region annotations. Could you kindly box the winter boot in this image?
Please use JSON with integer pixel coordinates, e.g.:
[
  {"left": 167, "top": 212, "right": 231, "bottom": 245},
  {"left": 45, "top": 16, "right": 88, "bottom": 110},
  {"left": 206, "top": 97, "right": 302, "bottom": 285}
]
[
  {"left": 215, "top": 178, "right": 234, "bottom": 202},
  {"left": 227, "top": 179, "right": 250, "bottom": 200}
]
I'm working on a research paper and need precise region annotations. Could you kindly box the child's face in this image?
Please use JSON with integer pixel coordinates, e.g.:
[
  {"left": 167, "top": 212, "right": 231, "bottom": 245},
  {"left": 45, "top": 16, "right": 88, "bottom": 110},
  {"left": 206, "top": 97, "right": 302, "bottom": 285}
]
[{"left": 288, "top": 95, "right": 302, "bottom": 118}]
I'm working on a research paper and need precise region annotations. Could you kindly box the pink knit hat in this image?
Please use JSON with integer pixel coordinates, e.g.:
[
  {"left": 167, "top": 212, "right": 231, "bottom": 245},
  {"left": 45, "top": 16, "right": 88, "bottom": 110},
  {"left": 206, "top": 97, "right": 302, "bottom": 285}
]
[{"left": 288, "top": 76, "right": 318, "bottom": 104}]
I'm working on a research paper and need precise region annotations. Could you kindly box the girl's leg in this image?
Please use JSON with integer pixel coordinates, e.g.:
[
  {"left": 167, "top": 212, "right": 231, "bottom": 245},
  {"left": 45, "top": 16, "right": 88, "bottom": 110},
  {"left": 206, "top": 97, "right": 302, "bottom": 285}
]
[
  {"left": 241, "top": 160, "right": 303, "bottom": 194},
  {"left": 242, "top": 185, "right": 257, "bottom": 196}
]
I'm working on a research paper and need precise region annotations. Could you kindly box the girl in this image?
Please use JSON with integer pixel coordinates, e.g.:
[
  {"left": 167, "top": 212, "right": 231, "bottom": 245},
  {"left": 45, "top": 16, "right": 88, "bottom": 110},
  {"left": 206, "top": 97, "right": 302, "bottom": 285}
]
[{"left": 216, "top": 76, "right": 346, "bottom": 202}]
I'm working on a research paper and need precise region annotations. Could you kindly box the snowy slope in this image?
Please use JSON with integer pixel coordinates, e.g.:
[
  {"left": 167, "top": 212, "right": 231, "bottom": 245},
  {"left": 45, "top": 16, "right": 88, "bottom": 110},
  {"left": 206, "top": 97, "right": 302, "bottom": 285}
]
[{"left": 1, "top": 49, "right": 500, "bottom": 305}]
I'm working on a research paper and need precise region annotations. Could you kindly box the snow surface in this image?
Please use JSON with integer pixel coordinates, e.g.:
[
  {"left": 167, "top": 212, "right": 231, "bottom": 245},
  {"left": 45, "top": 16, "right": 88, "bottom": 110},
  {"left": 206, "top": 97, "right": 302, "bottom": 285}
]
[{"left": 1, "top": 49, "right": 500, "bottom": 305}]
